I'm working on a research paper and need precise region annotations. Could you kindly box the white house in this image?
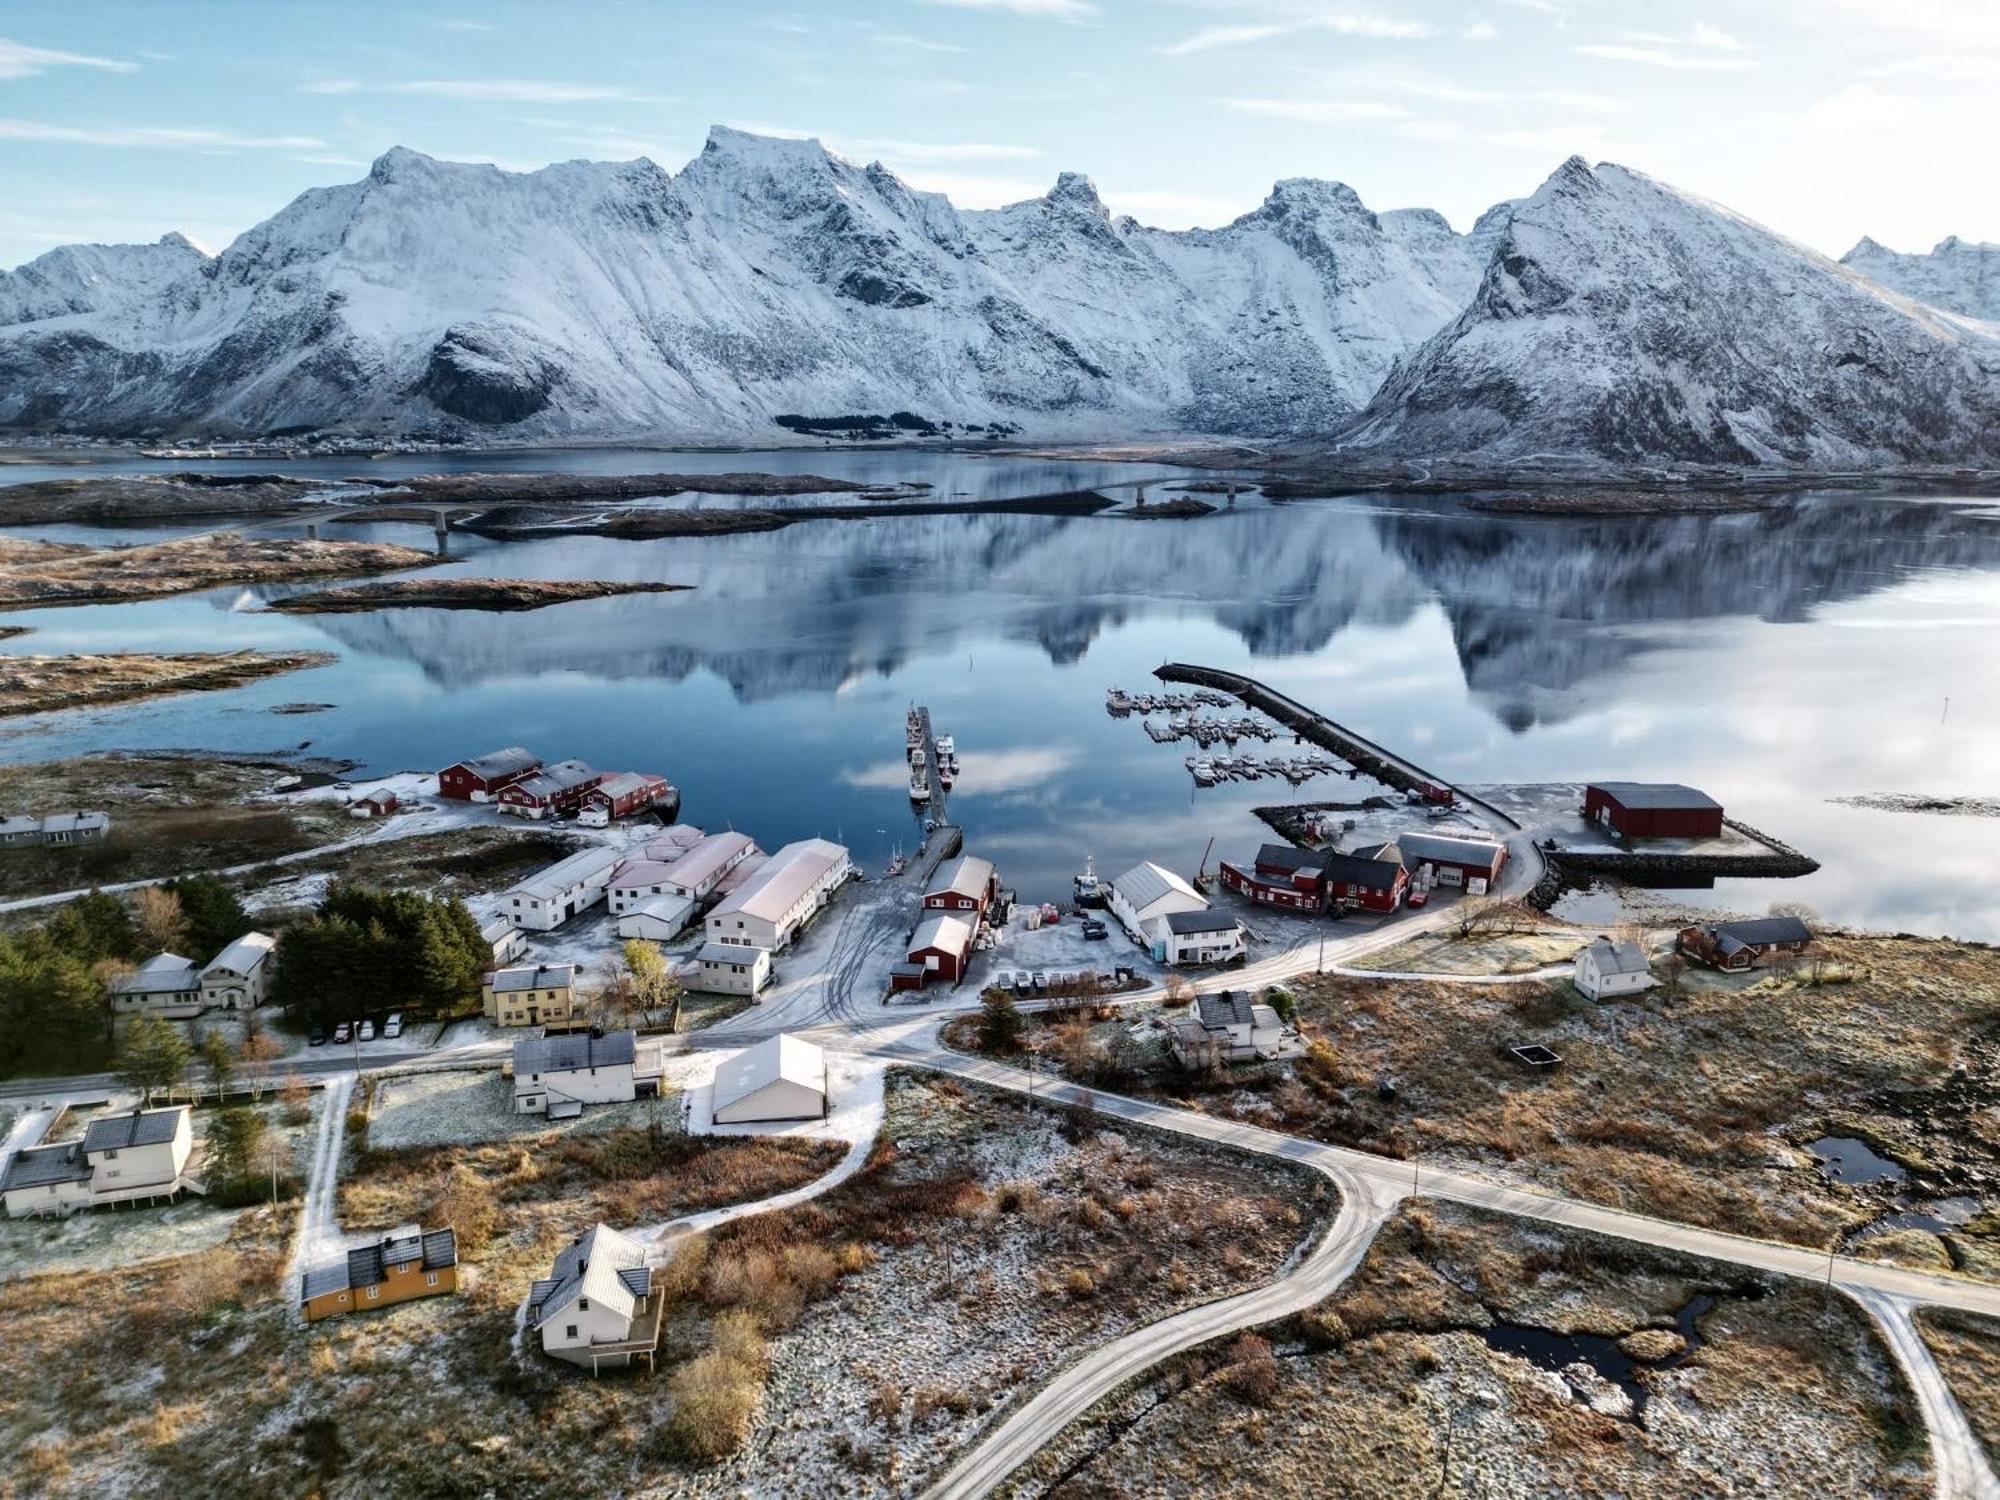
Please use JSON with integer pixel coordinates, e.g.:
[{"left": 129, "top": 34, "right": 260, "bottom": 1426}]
[
  {"left": 511, "top": 1030, "right": 662, "bottom": 1118},
  {"left": 615, "top": 893, "right": 698, "bottom": 942},
  {"left": 607, "top": 832, "right": 757, "bottom": 914},
  {"left": 1, "top": 1105, "right": 194, "bottom": 1218},
  {"left": 711, "top": 1033, "right": 826, "bottom": 1124},
  {"left": 107, "top": 952, "right": 204, "bottom": 1018},
  {"left": 479, "top": 916, "right": 527, "bottom": 968},
  {"left": 200, "top": 932, "right": 277, "bottom": 1011},
  {"left": 689, "top": 941, "right": 771, "bottom": 997},
  {"left": 704, "top": 838, "right": 851, "bottom": 953},
  {"left": 527, "top": 1223, "right": 664, "bottom": 1373},
  {"left": 503, "top": 844, "right": 626, "bottom": 932},
  {"left": 1574, "top": 938, "right": 1656, "bottom": 1001},
  {"left": 1107, "top": 861, "right": 1209, "bottom": 946},
  {"left": 1167, "top": 992, "right": 1294, "bottom": 1070},
  {"left": 1149, "top": 909, "right": 1246, "bottom": 967}
]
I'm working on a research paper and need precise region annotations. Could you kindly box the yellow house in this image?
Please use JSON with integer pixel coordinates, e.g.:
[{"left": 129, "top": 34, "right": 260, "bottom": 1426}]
[
  {"left": 481, "top": 963, "right": 578, "bottom": 1027},
  {"left": 301, "top": 1224, "right": 459, "bottom": 1323}
]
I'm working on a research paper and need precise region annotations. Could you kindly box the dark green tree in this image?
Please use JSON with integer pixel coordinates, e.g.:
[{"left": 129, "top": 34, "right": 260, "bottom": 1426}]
[
  {"left": 45, "top": 889, "right": 137, "bottom": 965},
  {"left": 118, "top": 1014, "right": 192, "bottom": 1103},
  {"left": 978, "top": 989, "right": 1025, "bottom": 1054},
  {"left": 163, "top": 874, "right": 249, "bottom": 960}
]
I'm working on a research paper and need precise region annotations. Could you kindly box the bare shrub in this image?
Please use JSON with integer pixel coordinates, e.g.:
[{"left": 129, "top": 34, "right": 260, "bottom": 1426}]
[
  {"left": 1222, "top": 1333, "right": 1281, "bottom": 1407},
  {"left": 1063, "top": 1267, "right": 1096, "bottom": 1299}
]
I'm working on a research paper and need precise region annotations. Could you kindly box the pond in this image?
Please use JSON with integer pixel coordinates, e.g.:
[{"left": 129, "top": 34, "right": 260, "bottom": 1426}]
[
  {"left": 1809, "top": 1136, "right": 1908, "bottom": 1185},
  {"left": 3, "top": 455, "right": 1998, "bottom": 940}
]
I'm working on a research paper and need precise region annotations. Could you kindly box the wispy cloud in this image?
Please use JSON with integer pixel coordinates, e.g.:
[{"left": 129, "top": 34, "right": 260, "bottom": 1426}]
[
  {"left": 873, "top": 31, "right": 970, "bottom": 53},
  {"left": 1159, "top": 13, "right": 1434, "bottom": 55},
  {"left": 1463, "top": 20, "right": 1499, "bottom": 41},
  {"left": 1221, "top": 97, "right": 1410, "bottom": 124},
  {"left": 1798, "top": 83, "right": 1917, "bottom": 130},
  {"left": 918, "top": 0, "right": 1098, "bottom": 19},
  {"left": 851, "top": 137, "right": 1043, "bottom": 162},
  {"left": 302, "top": 77, "right": 669, "bottom": 103},
  {"left": 432, "top": 19, "right": 492, "bottom": 32},
  {"left": 0, "top": 118, "right": 326, "bottom": 150},
  {"left": 0, "top": 37, "right": 138, "bottom": 79},
  {"left": 1573, "top": 42, "right": 1756, "bottom": 71}
]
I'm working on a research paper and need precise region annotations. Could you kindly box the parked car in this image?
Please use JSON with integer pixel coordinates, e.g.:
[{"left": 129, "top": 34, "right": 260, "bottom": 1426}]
[
  {"left": 358, "top": 1019, "right": 376, "bottom": 1042},
  {"left": 1081, "top": 919, "right": 1108, "bottom": 941},
  {"left": 308, "top": 1025, "right": 326, "bottom": 1047},
  {"left": 332, "top": 1023, "right": 351, "bottom": 1045},
  {"left": 383, "top": 1013, "right": 403, "bottom": 1039}
]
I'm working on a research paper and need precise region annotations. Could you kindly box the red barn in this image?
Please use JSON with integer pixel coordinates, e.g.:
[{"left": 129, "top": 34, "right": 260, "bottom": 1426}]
[
  {"left": 1584, "top": 782, "right": 1724, "bottom": 839},
  {"left": 1397, "top": 831, "right": 1509, "bottom": 889},
  {"left": 905, "top": 911, "right": 975, "bottom": 986},
  {"left": 437, "top": 746, "right": 540, "bottom": 802},
  {"left": 496, "top": 760, "right": 601, "bottom": 820},
  {"left": 923, "top": 855, "right": 997, "bottom": 923},
  {"left": 578, "top": 772, "right": 674, "bottom": 826},
  {"left": 1321, "top": 845, "right": 1408, "bottom": 913}
]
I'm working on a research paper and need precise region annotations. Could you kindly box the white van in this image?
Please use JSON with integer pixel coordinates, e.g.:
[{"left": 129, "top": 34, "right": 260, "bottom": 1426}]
[{"left": 383, "top": 1013, "right": 403, "bottom": 1039}]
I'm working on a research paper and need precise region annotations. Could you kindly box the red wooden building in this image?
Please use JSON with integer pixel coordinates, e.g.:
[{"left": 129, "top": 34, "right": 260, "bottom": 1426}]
[
  {"left": 497, "top": 760, "right": 601, "bottom": 820},
  {"left": 1583, "top": 782, "right": 1724, "bottom": 840},
  {"left": 923, "top": 855, "right": 997, "bottom": 923},
  {"left": 900, "top": 911, "right": 975, "bottom": 987},
  {"left": 437, "top": 746, "right": 540, "bottom": 802},
  {"left": 579, "top": 772, "right": 673, "bottom": 825},
  {"left": 1219, "top": 855, "right": 1323, "bottom": 913},
  {"left": 1320, "top": 845, "right": 1408, "bottom": 913}
]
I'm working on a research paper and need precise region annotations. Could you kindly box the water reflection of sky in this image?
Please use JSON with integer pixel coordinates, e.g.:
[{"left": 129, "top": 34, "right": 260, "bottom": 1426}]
[{"left": 3, "top": 465, "right": 1998, "bottom": 940}]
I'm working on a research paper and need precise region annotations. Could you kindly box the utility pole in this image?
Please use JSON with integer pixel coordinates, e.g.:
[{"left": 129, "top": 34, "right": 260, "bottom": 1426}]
[
  {"left": 270, "top": 1139, "right": 279, "bottom": 1209},
  {"left": 1318, "top": 934, "right": 1326, "bottom": 974}
]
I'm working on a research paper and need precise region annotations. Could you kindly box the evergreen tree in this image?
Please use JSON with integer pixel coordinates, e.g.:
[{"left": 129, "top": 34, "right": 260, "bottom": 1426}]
[
  {"left": 119, "top": 1014, "right": 192, "bottom": 1103},
  {"left": 164, "top": 874, "right": 249, "bottom": 960}
]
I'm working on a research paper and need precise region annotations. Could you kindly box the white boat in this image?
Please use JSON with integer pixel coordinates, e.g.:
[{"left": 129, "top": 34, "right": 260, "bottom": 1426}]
[
  {"left": 1073, "top": 853, "right": 1106, "bottom": 906},
  {"left": 909, "top": 766, "right": 931, "bottom": 802}
]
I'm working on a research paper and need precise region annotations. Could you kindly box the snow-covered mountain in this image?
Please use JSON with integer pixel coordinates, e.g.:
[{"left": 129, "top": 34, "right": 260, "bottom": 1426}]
[
  {"left": 1341, "top": 159, "right": 2000, "bottom": 467},
  {"left": 2, "top": 136, "right": 1993, "bottom": 466},
  {"left": 0, "top": 128, "right": 1487, "bottom": 442},
  {"left": 1841, "top": 235, "right": 2000, "bottom": 323}
]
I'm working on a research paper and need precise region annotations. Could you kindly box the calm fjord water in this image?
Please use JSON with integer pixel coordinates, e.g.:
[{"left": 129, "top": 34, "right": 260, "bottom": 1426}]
[{"left": 4, "top": 453, "right": 1997, "bottom": 940}]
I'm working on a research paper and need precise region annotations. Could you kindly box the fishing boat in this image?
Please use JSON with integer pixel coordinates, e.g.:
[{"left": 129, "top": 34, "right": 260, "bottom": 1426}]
[
  {"left": 1106, "top": 688, "right": 1134, "bottom": 715},
  {"left": 1073, "top": 853, "right": 1106, "bottom": 906},
  {"left": 909, "top": 763, "right": 931, "bottom": 802}
]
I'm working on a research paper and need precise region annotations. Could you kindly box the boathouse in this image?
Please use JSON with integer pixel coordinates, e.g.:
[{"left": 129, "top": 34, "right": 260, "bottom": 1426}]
[
  {"left": 923, "top": 855, "right": 997, "bottom": 923},
  {"left": 578, "top": 771, "right": 674, "bottom": 827},
  {"left": 1395, "top": 831, "right": 1508, "bottom": 891},
  {"left": 1322, "top": 844, "right": 1408, "bottom": 913},
  {"left": 497, "top": 760, "right": 602, "bottom": 820},
  {"left": 1584, "top": 782, "right": 1724, "bottom": 840},
  {"left": 1218, "top": 849, "right": 1325, "bottom": 913},
  {"left": 438, "top": 746, "right": 540, "bottom": 802},
  {"left": 904, "top": 911, "right": 975, "bottom": 985}
]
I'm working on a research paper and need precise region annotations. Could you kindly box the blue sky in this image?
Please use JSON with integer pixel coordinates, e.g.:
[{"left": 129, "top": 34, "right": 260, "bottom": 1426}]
[{"left": 1, "top": 0, "right": 1993, "bottom": 270}]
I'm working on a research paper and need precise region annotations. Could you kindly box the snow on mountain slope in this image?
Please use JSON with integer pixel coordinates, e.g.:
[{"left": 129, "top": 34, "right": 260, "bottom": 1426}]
[
  {"left": 1842, "top": 235, "right": 2000, "bottom": 323},
  {"left": 0, "top": 127, "right": 1485, "bottom": 441},
  {"left": 0, "top": 232, "right": 209, "bottom": 328},
  {"left": 1342, "top": 158, "right": 2000, "bottom": 467}
]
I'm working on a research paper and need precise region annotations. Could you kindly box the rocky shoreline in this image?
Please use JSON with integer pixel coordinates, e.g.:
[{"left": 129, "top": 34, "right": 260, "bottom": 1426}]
[
  {"left": 0, "top": 649, "right": 336, "bottom": 717},
  {"left": 0, "top": 532, "right": 435, "bottom": 609},
  {"left": 265, "top": 577, "right": 692, "bottom": 613}
]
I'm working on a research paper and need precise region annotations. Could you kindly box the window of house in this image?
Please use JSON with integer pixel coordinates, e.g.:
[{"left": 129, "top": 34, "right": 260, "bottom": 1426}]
[
  {"left": 566, "top": 1324, "right": 579, "bottom": 1340},
  {"left": 427, "top": 1272, "right": 439, "bottom": 1286},
  {"left": 366, "top": 1286, "right": 379, "bottom": 1299},
  {"left": 578, "top": 1297, "right": 589, "bottom": 1310}
]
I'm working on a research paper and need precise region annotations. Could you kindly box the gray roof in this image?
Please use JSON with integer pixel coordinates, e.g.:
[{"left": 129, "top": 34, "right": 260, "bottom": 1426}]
[
  {"left": 1112, "top": 860, "right": 1202, "bottom": 913},
  {"left": 1195, "top": 991, "right": 1257, "bottom": 1029},
  {"left": 927, "top": 854, "right": 995, "bottom": 902},
  {"left": 1321, "top": 851, "right": 1404, "bottom": 887},
  {"left": 513, "top": 1029, "right": 637, "bottom": 1078},
  {"left": 1589, "top": 781, "right": 1721, "bottom": 811},
  {"left": 696, "top": 942, "right": 765, "bottom": 967},
  {"left": 528, "top": 1222, "right": 648, "bottom": 1329},
  {"left": 1706, "top": 915, "right": 1812, "bottom": 949},
  {"left": 1165, "top": 909, "right": 1240, "bottom": 935},
  {"left": 505, "top": 759, "right": 598, "bottom": 800},
  {"left": 107, "top": 953, "right": 200, "bottom": 995},
  {"left": 301, "top": 1261, "right": 351, "bottom": 1301},
  {"left": 0, "top": 1141, "right": 89, "bottom": 1192},
  {"left": 489, "top": 964, "right": 576, "bottom": 993},
  {"left": 1396, "top": 830, "right": 1507, "bottom": 870},
  {"left": 456, "top": 746, "right": 538, "bottom": 780},
  {"left": 1583, "top": 937, "right": 1652, "bottom": 975},
  {"left": 1255, "top": 843, "right": 1325, "bottom": 874},
  {"left": 204, "top": 931, "right": 275, "bottom": 980},
  {"left": 83, "top": 1106, "right": 185, "bottom": 1153},
  {"left": 301, "top": 1224, "right": 456, "bottom": 1302}
]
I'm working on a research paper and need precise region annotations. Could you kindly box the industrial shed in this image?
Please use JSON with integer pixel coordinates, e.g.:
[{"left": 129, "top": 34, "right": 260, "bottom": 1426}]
[
  {"left": 711, "top": 1033, "right": 827, "bottom": 1124},
  {"left": 1584, "top": 782, "right": 1725, "bottom": 839}
]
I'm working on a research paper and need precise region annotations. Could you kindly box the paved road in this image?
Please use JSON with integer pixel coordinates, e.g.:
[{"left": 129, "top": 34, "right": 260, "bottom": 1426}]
[
  {"left": 903, "top": 1039, "right": 2000, "bottom": 1500},
  {"left": 1856, "top": 1290, "right": 2000, "bottom": 1500}
]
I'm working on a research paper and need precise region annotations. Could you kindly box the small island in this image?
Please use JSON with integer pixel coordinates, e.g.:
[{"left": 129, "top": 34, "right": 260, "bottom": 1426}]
[
  {"left": 0, "top": 649, "right": 336, "bottom": 717},
  {"left": 0, "top": 532, "right": 438, "bottom": 609},
  {"left": 266, "top": 577, "right": 693, "bottom": 613}
]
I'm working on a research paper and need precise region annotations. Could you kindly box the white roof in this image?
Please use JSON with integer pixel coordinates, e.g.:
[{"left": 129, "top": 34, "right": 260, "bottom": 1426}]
[
  {"left": 661, "top": 831, "right": 756, "bottom": 891},
  {"left": 204, "top": 931, "right": 276, "bottom": 979},
  {"left": 927, "top": 854, "right": 995, "bottom": 902},
  {"left": 507, "top": 843, "right": 625, "bottom": 903},
  {"left": 710, "top": 838, "right": 847, "bottom": 925},
  {"left": 640, "top": 824, "right": 708, "bottom": 860},
  {"left": 609, "top": 856, "right": 680, "bottom": 890},
  {"left": 41, "top": 811, "right": 108, "bottom": 833},
  {"left": 530, "top": 1222, "right": 646, "bottom": 1329},
  {"left": 910, "top": 911, "right": 974, "bottom": 957},
  {"left": 1113, "top": 861, "right": 1205, "bottom": 915},
  {"left": 588, "top": 771, "right": 666, "bottom": 801},
  {"left": 478, "top": 916, "right": 517, "bottom": 943},
  {"left": 712, "top": 1033, "right": 824, "bottom": 1115},
  {"left": 696, "top": 941, "right": 768, "bottom": 967},
  {"left": 622, "top": 892, "right": 696, "bottom": 934}
]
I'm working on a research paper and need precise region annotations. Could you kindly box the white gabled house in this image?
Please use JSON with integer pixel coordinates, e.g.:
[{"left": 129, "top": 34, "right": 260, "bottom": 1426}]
[
  {"left": 1150, "top": 908, "right": 1245, "bottom": 967},
  {"left": 1167, "top": 992, "right": 1296, "bottom": 1071},
  {"left": 704, "top": 838, "right": 851, "bottom": 953},
  {"left": 526, "top": 1223, "right": 664, "bottom": 1374},
  {"left": 1107, "top": 861, "right": 1209, "bottom": 946},
  {"left": 688, "top": 941, "right": 771, "bottom": 997},
  {"left": 511, "top": 1029, "right": 663, "bottom": 1119},
  {"left": 1, "top": 1105, "right": 195, "bottom": 1218},
  {"left": 1574, "top": 937, "right": 1656, "bottom": 1001},
  {"left": 107, "top": 952, "right": 205, "bottom": 1018},
  {"left": 200, "top": 932, "right": 277, "bottom": 1011}
]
